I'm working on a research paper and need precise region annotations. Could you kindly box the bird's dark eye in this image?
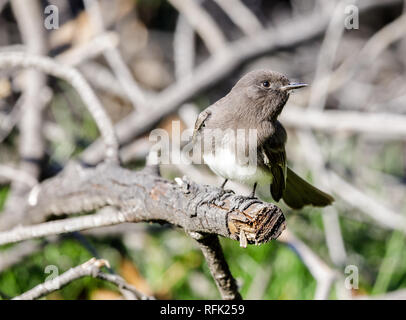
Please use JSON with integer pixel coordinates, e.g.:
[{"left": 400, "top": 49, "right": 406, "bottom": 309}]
[{"left": 262, "top": 80, "right": 271, "bottom": 88}]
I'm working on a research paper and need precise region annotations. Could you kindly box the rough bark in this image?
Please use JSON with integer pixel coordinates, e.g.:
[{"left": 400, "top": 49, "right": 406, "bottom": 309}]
[{"left": 18, "top": 163, "right": 286, "bottom": 245}]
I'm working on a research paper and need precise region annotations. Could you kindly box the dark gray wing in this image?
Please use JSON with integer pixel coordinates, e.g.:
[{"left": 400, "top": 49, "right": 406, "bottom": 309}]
[
  {"left": 259, "top": 121, "right": 287, "bottom": 202},
  {"left": 259, "top": 142, "right": 287, "bottom": 202}
]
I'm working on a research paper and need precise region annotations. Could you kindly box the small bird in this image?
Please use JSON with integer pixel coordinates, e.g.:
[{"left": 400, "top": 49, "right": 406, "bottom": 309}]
[{"left": 192, "top": 70, "right": 333, "bottom": 209}]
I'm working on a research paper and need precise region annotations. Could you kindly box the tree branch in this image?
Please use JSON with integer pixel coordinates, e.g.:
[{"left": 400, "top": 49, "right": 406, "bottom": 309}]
[
  {"left": 0, "top": 52, "right": 119, "bottom": 163},
  {"left": 0, "top": 164, "right": 286, "bottom": 247},
  {"left": 280, "top": 105, "right": 406, "bottom": 139},
  {"left": 213, "top": 0, "right": 262, "bottom": 36},
  {"left": 190, "top": 232, "right": 242, "bottom": 300},
  {"left": 4, "top": 0, "right": 48, "bottom": 237},
  {"left": 83, "top": 0, "right": 147, "bottom": 111},
  {"left": 0, "top": 241, "right": 42, "bottom": 272},
  {"left": 279, "top": 230, "right": 338, "bottom": 300},
  {"left": 12, "top": 258, "right": 150, "bottom": 300},
  {"left": 168, "top": 0, "right": 226, "bottom": 53}
]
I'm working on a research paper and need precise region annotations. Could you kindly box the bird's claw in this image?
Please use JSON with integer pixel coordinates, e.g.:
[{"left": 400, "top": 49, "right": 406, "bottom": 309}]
[
  {"left": 192, "top": 188, "right": 233, "bottom": 217},
  {"left": 227, "top": 195, "right": 261, "bottom": 213},
  {"left": 227, "top": 195, "right": 246, "bottom": 213}
]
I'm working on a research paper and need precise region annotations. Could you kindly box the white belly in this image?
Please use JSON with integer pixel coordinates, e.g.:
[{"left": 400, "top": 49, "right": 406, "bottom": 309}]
[{"left": 203, "top": 148, "right": 273, "bottom": 186}]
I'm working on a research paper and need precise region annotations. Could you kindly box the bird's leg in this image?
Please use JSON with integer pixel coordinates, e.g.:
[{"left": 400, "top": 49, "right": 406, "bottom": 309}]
[
  {"left": 227, "top": 182, "right": 259, "bottom": 213},
  {"left": 249, "top": 183, "right": 257, "bottom": 198},
  {"left": 220, "top": 178, "right": 234, "bottom": 194},
  {"left": 220, "top": 179, "right": 228, "bottom": 189}
]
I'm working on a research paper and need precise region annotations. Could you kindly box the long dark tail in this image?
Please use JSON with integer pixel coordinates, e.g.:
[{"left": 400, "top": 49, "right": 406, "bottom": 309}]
[{"left": 282, "top": 167, "right": 334, "bottom": 209}]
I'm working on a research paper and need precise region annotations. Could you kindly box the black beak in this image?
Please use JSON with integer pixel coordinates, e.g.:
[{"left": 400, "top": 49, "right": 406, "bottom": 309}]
[{"left": 279, "top": 83, "right": 308, "bottom": 91}]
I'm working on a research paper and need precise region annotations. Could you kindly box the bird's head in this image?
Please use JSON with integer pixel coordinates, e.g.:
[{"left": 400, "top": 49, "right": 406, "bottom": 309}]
[{"left": 232, "top": 70, "right": 307, "bottom": 120}]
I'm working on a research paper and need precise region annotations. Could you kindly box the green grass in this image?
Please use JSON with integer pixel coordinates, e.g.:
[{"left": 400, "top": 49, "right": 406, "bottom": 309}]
[{"left": 0, "top": 187, "right": 8, "bottom": 211}]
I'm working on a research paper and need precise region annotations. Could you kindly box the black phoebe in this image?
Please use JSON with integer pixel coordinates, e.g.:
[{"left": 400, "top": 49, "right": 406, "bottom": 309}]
[{"left": 192, "top": 70, "right": 333, "bottom": 209}]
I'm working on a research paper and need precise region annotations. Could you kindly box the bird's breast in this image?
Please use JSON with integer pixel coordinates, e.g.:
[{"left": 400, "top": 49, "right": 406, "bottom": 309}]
[{"left": 203, "top": 146, "right": 272, "bottom": 185}]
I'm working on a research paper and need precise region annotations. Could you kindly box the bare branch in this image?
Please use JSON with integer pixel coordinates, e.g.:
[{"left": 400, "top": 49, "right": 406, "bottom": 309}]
[
  {"left": 321, "top": 207, "right": 348, "bottom": 267},
  {"left": 12, "top": 258, "right": 150, "bottom": 300},
  {"left": 55, "top": 32, "right": 119, "bottom": 67},
  {"left": 0, "top": 164, "right": 286, "bottom": 246},
  {"left": 168, "top": 0, "right": 226, "bottom": 53},
  {"left": 0, "top": 52, "right": 119, "bottom": 163},
  {"left": 318, "top": 12, "right": 406, "bottom": 94},
  {"left": 213, "top": 0, "right": 262, "bottom": 35},
  {"left": 0, "top": 164, "right": 37, "bottom": 187},
  {"left": 280, "top": 106, "right": 406, "bottom": 139},
  {"left": 296, "top": 2, "right": 349, "bottom": 268},
  {"left": 297, "top": 132, "right": 406, "bottom": 232},
  {"left": 307, "top": 1, "right": 347, "bottom": 111},
  {"left": 80, "top": 62, "right": 127, "bottom": 98},
  {"left": 354, "top": 289, "right": 406, "bottom": 300},
  {"left": 83, "top": 0, "right": 147, "bottom": 111},
  {"left": 3, "top": 0, "right": 48, "bottom": 233},
  {"left": 190, "top": 232, "right": 242, "bottom": 300},
  {"left": 328, "top": 170, "right": 406, "bottom": 231},
  {"left": 174, "top": 14, "right": 195, "bottom": 79},
  {"left": 279, "top": 230, "right": 338, "bottom": 300},
  {"left": 0, "top": 241, "right": 41, "bottom": 272}
]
